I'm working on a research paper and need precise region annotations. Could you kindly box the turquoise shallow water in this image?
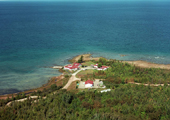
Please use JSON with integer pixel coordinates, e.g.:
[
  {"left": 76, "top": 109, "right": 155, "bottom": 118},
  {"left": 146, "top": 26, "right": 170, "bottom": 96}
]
[{"left": 0, "top": 1, "right": 170, "bottom": 95}]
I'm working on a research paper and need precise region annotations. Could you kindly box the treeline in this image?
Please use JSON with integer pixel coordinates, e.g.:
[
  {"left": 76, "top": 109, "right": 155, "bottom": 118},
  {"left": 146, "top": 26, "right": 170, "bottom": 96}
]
[
  {"left": 93, "top": 58, "right": 170, "bottom": 84},
  {"left": 1, "top": 84, "right": 170, "bottom": 119}
]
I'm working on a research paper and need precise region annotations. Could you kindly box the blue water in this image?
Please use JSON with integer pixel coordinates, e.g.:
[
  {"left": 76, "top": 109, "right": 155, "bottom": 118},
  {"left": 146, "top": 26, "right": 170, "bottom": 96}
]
[{"left": 0, "top": 1, "right": 170, "bottom": 95}]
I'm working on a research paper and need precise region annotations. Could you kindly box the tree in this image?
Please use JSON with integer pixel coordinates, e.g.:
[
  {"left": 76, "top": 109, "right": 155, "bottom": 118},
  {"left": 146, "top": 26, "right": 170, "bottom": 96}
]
[
  {"left": 78, "top": 56, "right": 83, "bottom": 63},
  {"left": 98, "top": 63, "right": 102, "bottom": 68},
  {"left": 99, "top": 58, "right": 107, "bottom": 65}
]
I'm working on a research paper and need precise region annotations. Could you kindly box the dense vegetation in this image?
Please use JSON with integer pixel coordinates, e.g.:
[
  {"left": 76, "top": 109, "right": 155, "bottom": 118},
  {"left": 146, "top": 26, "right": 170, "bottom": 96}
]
[
  {"left": 1, "top": 58, "right": 170, "bottom": 120},
  {"left": 1, "top": 84, "right": 170, "bottom": 120},
  {"left": 93, "top": 58, "right": 170, "bottom": 84}
]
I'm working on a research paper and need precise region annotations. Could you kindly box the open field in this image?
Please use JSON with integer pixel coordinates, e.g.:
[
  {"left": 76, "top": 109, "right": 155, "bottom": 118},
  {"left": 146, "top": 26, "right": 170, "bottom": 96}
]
[
  {"left": 82, "top": 61, "right": 95, "bottom": 66},
  {"left": 76, "top": 69, "right": 95, "bottom": 78}
]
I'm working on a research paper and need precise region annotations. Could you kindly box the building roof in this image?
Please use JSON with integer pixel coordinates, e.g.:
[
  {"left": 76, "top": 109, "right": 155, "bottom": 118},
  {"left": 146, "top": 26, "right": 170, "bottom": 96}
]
[
  {"left": 85, "top": 80, "right": 93, "bottom": 84},
  {"left": 97, "top": 66, "right": 109, "bottom": 70},
  {"left": 101, "top": 66, "right": 108, "bottom": 69},
  {"left": 64, "top": 63, "right": 80, "bottom": 69},
  {"left": 94, "top": 63, "right": 98, "bottom": 66},
  {"left": 73, "top": 63, "right": 81, "bottom": 67}
]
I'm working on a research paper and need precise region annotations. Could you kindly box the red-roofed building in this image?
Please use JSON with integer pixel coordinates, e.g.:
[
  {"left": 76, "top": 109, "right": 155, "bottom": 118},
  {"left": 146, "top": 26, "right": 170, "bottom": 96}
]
[
  {"left": 64, "top": 63, "right": 81, "bottom": 71},
  {"left": 85, "top": 80, "right": 93, "bottom": 88},
  {"left": 97, "top": 66, "right": 109, "bottom": 71},
  {"left": 73, "top": 63, "right": 81, "bottom": 67},
  {"left": 93, "top": 63, "right": 98, "bottom": 68}
]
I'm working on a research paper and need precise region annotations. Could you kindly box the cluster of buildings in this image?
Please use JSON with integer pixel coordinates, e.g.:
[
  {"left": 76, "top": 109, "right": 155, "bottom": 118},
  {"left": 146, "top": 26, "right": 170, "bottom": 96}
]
[
  {"left": 63, "top": 62, "right": 108, "bottom": 90},
  {"left": 63, "top": 63, "right": 109, "bottom": 71}
]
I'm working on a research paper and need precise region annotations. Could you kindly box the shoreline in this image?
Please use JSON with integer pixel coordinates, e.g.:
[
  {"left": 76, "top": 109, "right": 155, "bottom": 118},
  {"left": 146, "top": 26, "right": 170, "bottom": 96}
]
[
  {"left": 1, "top": 53, "right": 170, "bottom": 99},
  {"left": 0, "top": 75, "right": 64, "bottom": 100},
  {"left": 122, "top": 60, "right": 170, "bottom": 70},
  {"left": 71, "top": 54, "right": 170, "bottom": 70}
]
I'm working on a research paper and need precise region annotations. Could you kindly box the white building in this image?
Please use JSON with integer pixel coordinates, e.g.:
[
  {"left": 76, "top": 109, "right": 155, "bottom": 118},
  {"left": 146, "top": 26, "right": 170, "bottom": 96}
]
[
  {"left": 85, "top": 80, "right": 93, "bottom": 88},
  {"left": 97, "top": 66, "right": 109, "bottom": 70}
]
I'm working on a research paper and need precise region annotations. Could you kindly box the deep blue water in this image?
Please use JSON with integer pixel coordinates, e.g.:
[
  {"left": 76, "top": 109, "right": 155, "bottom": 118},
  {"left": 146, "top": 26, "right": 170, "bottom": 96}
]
[{"left": 0, "top": 1, "right": 170, "bottom": 95}]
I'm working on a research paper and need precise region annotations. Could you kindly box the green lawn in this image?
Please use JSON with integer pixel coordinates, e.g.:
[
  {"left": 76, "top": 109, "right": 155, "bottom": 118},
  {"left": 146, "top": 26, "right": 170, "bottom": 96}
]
[
  {"left": 76, "top": 69, "right": 94, "bottom": 78},
  {"left": 82, "top": 61, "right": 95, "bottom": 66}
]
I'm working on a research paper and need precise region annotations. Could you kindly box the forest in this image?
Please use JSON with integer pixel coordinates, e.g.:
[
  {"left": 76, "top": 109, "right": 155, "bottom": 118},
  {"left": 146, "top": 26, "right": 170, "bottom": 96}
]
[{"left": 1, "top": 58, "right": 170, "bottom": 120}]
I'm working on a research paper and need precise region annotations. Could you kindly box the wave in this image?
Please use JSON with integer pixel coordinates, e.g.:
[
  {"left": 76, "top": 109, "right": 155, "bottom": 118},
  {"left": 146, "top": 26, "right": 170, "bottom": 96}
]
[{"left": 155, "top": 56, "right": 165, "bottom": 59}]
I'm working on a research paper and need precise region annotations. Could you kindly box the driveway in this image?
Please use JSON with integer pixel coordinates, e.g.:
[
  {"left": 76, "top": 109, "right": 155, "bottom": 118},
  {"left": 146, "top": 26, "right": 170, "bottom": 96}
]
[
  {"left": 78, "top": 81, "right": 85, "bottom": 89},
  {"left": 62, "top": 69, "right": 81, "bottom": 89}
]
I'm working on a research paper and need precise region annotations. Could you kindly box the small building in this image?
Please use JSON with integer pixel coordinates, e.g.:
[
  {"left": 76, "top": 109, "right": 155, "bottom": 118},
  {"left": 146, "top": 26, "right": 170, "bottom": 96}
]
[
  {"left": 64, "top": 63, "right": 81, "bottom": 71},
  {"left": 93, "top": 63, "right": 98, "bottom": 68},
  {"left": 85, "top": 80, "right": 93, "bottom": 88},
  {"left": 101, "top": 89, "right": 111, "bottom": 93},
  {"left": 97, "top": 66, "right": 109, "bottom": 70},
  {"left": 93, "top": 63, "right": 109, "bottom": 70}
]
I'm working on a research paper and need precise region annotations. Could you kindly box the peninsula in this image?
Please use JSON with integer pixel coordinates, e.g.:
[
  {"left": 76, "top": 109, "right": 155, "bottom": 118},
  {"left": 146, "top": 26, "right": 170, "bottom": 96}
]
[{"left": 1, "top": 54, "right": 170, "bottom": 119}]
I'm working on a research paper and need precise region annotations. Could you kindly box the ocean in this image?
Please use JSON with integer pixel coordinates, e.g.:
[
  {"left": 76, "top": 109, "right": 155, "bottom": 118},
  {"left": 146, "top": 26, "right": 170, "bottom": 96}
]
[{"left": 0, "top": 1, "right": 170, "bottom": 95}]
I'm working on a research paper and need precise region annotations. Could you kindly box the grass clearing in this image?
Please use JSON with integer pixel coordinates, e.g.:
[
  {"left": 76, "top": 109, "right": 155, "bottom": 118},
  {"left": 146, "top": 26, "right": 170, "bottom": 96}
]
[
  {"left": 76, "top": 69, "right": 94, "bottom": 78},
  {"left": 56, "top": 77, "right": 70, "bottom": 88},
  {"left": 82, "top": 61, "right": 95, "bottom": 66},
  {"left": 67, "top": 80, "right": 79, "bottom": 91},
  {"left": 67, "top": 80, "right": 80, "bottom": 93}
]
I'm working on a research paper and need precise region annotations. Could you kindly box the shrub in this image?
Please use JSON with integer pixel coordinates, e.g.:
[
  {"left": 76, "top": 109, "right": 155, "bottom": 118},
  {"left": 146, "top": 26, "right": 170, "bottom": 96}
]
[
  {"left": 98, "top": 63, "right": 102, "bottom": 68},
  {"left": 50, "top": 84, "right": 57, "bottom": 91},
  {"left": 64, "top": 75, "right": 69, "bottom": 78},
  {"left": 78, "top": 56, "right": 83, "bottom": 63}
]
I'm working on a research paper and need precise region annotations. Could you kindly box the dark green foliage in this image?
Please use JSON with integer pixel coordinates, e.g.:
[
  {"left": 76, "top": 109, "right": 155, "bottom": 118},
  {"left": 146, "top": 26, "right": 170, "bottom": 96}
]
[
  {"left": 98, "top": 63, "right": 102, "bottom": 68},
  {"left": 99, "top": 58, "right": 107, "bottom": 65},
  {"left": 50, "top": 84, "right": 58, "bottom": 91},
  {"left": 1, "top": 85, "right": 170, "bottom": 120},
  {"left": 78, "top": 56, "right": 83, "bottom": 63},
  {"left": 64, "top": 74, "right": 70, "bottom": 78}
]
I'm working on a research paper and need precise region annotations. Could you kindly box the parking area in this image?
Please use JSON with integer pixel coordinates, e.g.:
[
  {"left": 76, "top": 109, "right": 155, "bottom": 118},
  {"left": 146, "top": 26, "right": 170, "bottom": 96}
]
[{"left": 78, "top": 81, "right": 85, "bottom": 89}]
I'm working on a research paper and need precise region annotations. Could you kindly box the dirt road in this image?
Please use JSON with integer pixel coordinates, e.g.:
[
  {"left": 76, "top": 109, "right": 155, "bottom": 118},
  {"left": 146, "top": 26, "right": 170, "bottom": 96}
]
[{"left": 62, "top": 70, "right": 81, "bottom": 89}]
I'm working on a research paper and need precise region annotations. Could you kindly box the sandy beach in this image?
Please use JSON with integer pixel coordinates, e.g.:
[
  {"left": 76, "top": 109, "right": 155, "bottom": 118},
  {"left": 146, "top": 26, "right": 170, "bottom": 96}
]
[{"left": 122, "top": 60, "right": 170, "bottom": 70}]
